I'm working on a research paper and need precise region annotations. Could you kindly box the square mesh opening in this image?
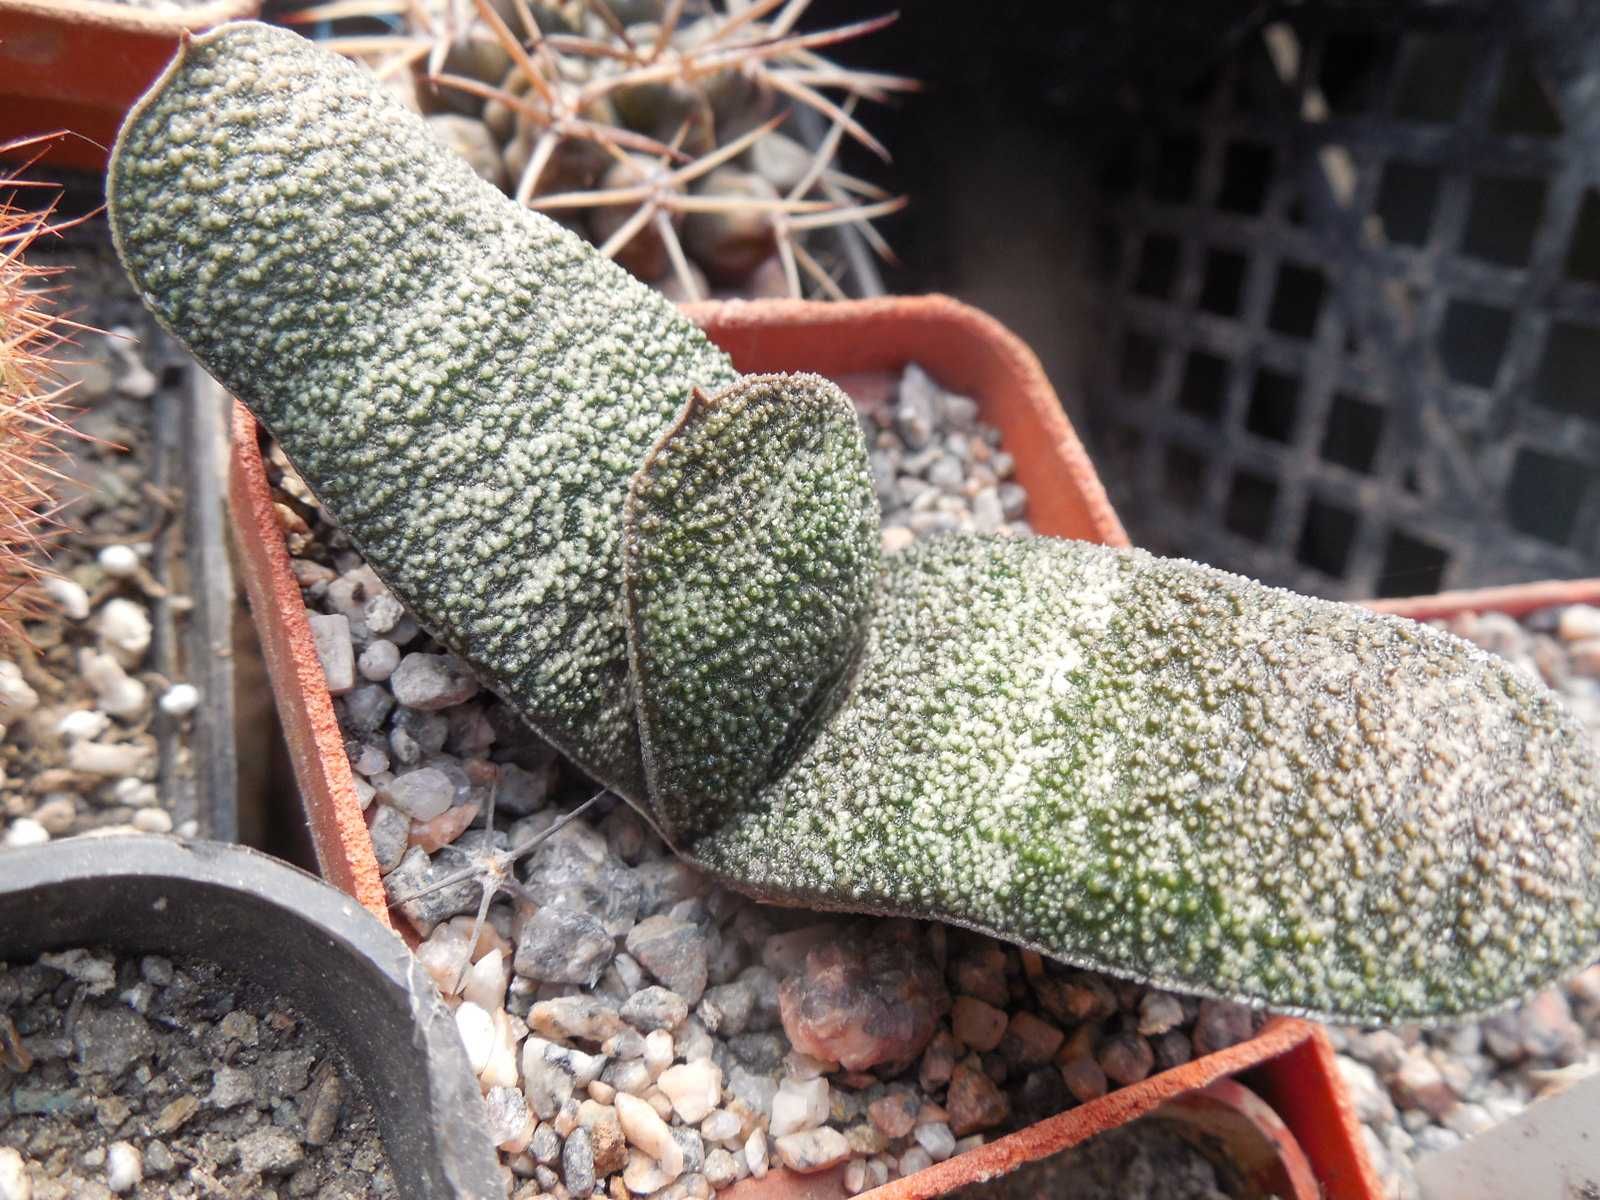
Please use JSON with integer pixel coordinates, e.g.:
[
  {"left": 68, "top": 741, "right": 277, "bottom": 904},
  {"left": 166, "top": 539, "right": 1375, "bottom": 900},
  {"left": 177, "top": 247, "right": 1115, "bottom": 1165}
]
[
  {"left": 1246, "top": 368, "right": 1299, "bottom": 443},
  {"left": 1460, "top": 174, "right": 1547, "bottom": 267},
  {"left": 1199, "top": 248, "right": 1248, "bottom": 316},
  {"left": 1178, "top": 351, "right": 1230, "bottom": 423},
  {"left": 1298, "top": 498, "right": 1360, "bottom": 578},
  {"left": 1267, "top": 263, "right": 1327, "bottom": 339},
  {"left": 1224, "top": 469, "right": 1278, "bottom": 542},
  {"left": 1320, "top": 394, "right": 1384, "bottom": 475},
  {"left": 1534, "top": 321, "right": 1600, "bottom": 419},
  {"left": 1507, "top": 447, "right": 1589, "bottom": 545},
  {"left": 1438, "top": 300, "right": 1514, "bottom": 388},
  {"left": 1375, "top": 162, "right": 1441, "bottom": 246}
]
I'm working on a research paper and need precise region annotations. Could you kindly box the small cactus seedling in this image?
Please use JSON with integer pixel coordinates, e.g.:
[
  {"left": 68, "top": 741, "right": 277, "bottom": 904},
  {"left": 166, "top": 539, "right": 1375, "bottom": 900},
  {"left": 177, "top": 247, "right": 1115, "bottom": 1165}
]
[{"left": 110, "top": 24, "right": 1600, "bottom": 1023}]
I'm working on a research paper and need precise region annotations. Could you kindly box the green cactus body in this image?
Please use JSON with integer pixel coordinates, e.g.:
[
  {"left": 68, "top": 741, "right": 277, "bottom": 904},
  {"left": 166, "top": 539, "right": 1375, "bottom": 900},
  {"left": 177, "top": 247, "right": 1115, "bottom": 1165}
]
[
  {"left": 109, "top": 22, "right": 737, "bottom": 802},
  {"left": 694, "top": 535, "right": 1599, "bottom": 1020},
  {"left": 109, "top": 23, "right": 1600, "bottom": 1022},
  {"left": 623, "top": 373, "right": 880, "bottom": 841}
]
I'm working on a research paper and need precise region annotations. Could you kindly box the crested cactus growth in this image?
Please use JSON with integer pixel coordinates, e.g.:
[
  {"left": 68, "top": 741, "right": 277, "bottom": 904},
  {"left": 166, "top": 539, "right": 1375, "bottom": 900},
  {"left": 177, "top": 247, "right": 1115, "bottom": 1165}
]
[{"left": 110, "top": 24, "right": 1600, "bottom": 1023}]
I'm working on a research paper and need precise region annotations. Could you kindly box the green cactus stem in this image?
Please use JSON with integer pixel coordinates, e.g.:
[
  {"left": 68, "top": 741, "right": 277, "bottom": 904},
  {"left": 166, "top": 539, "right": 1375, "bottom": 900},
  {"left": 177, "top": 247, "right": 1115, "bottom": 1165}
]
[
  {"left": 623, "top": 372, "right": 880, "bottom": 842},
  {"left": 109, "top": 23, "right": 1600, "bottom": 1022},
  {"left": 109, "top": 22, "right": 737, "bottom": 802}
]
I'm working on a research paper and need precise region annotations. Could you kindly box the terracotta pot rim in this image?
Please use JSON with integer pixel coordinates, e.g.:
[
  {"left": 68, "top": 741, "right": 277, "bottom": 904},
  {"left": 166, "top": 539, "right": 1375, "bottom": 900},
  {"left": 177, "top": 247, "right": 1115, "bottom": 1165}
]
[
  {"left": 1367, "top": 576, "right": 1600, "bottom": 621},
  {"left": 0, "top": 0, "right": 257, "bottom": 35}
]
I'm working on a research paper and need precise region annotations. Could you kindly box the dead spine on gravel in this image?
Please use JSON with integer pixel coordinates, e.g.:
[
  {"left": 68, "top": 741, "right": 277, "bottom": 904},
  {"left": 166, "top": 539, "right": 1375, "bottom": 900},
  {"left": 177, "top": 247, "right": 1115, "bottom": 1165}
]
[
  {"left": 109, "top": 24, "right": 1600, "bottom": 1024},
  {"left": 0, "top": 138, "right": 95, "bottom": 644}
]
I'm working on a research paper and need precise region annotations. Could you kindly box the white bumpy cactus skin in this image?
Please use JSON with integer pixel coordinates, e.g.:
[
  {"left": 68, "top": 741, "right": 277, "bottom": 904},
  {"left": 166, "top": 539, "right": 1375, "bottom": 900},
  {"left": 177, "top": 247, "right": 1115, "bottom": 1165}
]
[
  {"left": 110, "top": 24, "right": 1600, "bottom": 1022},
  {"left": 109, "top": 22, "right": 737, "bottom": 801}
]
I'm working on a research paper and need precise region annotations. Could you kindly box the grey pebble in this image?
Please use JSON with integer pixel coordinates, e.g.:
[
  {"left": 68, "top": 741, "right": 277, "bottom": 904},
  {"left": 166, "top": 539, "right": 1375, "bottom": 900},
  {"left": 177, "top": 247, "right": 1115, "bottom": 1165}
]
[
  {"left": 236, "top": 1128, "right": 305, "bottom": 1176},
  {"left": 390, "top": 653, "right": 480, "bottom": 710},
  {"left": 72, "top": 1008, "right": 154, "bottom": 1079},
  {"left": 515, "top": 907, "right": 614, "bottom": 987},
  {"left": 625, "top": 916, "right": 709, "bottom": 1006},
  {"left": 381, "top": 767, "right": 454, "bottom": 821},
  {"left": 531, "top": 1122, "right": 561, "bottom": 1166},
  {"left": 367, "top": 804, "right": 412, "bottom": 874},
  {"left": 563, "top": 1126, "right": 596, "bottom": 1198},
  {"left": 340, "top": 685, "right": 395, "bottom": 734},
  {"left": 383, "top": 845, "right": 481, "bottom": 936},
  {"left": 621, "top": 986, "right": 689, "bottom": 1032}
]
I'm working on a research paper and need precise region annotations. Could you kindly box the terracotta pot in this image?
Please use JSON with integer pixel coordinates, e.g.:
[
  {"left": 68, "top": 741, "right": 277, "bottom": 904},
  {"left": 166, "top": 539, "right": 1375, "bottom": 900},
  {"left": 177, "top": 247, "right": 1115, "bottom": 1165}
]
[
  {"left": 1367, "top": 577, "right": 1600, "bottom": 621},
  {"left": 228, "top": 294, "right": 1379, "bottom": 1199},
  {"left": 1153, "top": 1079, "right": 1320, "bottom": 1200},
  {"left": 0, "top": 0, "right": 258, "bottom": 171}
]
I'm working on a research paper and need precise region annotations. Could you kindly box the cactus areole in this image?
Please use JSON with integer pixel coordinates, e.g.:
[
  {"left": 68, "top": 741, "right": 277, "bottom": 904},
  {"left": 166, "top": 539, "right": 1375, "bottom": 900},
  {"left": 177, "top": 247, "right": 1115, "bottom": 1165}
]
[{"left": 111, "top": 23, "right": 1600, "bottom": 1023}]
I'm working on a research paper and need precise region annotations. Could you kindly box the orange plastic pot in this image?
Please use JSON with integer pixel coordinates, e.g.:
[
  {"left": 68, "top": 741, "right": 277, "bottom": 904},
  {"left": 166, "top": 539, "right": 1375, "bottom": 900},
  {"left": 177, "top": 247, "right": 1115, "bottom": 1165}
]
[
  {"left": 228, "top": 294, "right": 1380, "bottom": 1199},
  {"left": 0, "top": 0, "right": 258, "bottom": 171}
]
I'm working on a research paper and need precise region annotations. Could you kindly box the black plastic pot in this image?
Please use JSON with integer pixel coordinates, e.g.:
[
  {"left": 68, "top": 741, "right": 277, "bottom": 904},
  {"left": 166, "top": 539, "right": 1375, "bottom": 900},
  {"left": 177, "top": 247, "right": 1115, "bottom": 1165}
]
[{"left": 0, "top": 836, "right": 503, "bottom": 1200}]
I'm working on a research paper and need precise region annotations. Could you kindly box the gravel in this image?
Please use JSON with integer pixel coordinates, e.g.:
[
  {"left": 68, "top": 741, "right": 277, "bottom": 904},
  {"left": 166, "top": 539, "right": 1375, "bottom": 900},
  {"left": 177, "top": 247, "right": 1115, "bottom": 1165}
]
[
  {"left": 1, "top": 249, "right": 203, "bottom": 847},
  {"left": 0, "top": 946, "right": 393, "bottom": 1198}
]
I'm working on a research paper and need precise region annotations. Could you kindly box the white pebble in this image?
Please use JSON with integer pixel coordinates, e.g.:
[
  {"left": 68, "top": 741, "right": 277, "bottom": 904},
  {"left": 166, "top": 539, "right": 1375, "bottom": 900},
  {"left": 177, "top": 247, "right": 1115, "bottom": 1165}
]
[
  {"left": 615, "top": 1092, "right": 684, "bottom": 1178},
  {"left": 0, "top": 1147, "right": 30, "bottom": 1200},
  {"left": 159, "top": 684, "right": 200, "bottom": 716},
  {"left": 32, "top": 795, "right": 76, "bottom": 835},
  {"left": 658, "top": 1061, "right": 722, "bottom": 1125},
  {"left": 132, "top": 808, "right": 173, "bottom": 834},
  {"left": 643, "top": 1029, "right": 674, "bottom": 1078},
  {"left": 0, "top": 662, "right": 38, "bottom": 721},
  {"left": 462, "top": 947, "right": 509, "bottom": 1011},
  {"left": 79, "top": 649, "right": 147, "bottom": 718},
  {"left": 57, "top": 709, "right": 110, "bottom": 741},
  {"left": 68, "top": 740, "right": 150, "bottom": 778},
  {"left": 744, "top": 1130, "right": 768, "bottom": 1180},
  {"left": 358, "top": 638, "right": 400, "bottom": 682},
  {"left": 107, "top": 332, "right": 157, "bottom": 399},
  {"left": 1559, "top": 605, "right": 1600, "bottom": 642},
  {"left": 97, "top": 598, "right": 152, "bottom": 664},
  {"left": 913, "top": 1122, "right": 956, "bottom": 1162},
  {"left": 176, "top": 820, "right": 199, "bottom": 837},
  {"left": 899, "top": 1146, "right": 932, "bottom": 1176},
  {"left": 104, "top": 1142, "right": 141, "bottom": 1193},
  {"left": 307, "top": 612, "right": 355, "bottom": 695},
  {"left": 455, "top": 1002, "right": 496, "bottom": 1075},
  {"left": 700, "top": 1109, "right": 742, "bottom": 1143},
  {"left": 98, "top": 545, "right": 140, "bottom": 578},
  {"left": 844, "top": 1159, "right": 869, "bottom": 1195},
  {"left": 770, "top": 1077, "right": 829, "bottom": 1137},
  {"left": 622, "top": 1149, "right": 673, "bottom": 1195},
  {"left": 4, "top": 819, "right": 49, "bottom": 848},
  {"left": 41, "top": 575, "right": 89, "bottom": 620}
]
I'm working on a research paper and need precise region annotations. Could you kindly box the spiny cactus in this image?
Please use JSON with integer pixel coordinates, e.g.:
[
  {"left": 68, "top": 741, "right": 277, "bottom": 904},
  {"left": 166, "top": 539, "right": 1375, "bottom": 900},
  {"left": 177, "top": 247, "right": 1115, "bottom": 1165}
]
[
  {"left": 285, "top": 0, "right": 913, "bottom": 298},
  {"left": 110, "top": 24, "right": 1600, "bottom": 1023},
  {"left": 0, "top": 140, "right": 88, "bottom": 644}
]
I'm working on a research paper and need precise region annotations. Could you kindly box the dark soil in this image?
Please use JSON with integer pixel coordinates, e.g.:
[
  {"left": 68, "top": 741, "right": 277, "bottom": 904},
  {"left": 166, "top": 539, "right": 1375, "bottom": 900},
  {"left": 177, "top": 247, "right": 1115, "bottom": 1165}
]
[{"left": 0, "top": 945, "right": 396, "bottom": 1199}]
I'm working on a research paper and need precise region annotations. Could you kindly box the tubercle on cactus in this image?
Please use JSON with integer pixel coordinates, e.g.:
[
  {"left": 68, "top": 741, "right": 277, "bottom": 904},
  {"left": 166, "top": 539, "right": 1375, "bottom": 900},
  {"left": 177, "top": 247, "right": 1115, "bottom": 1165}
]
[
  {"left": 0, "top": 137, "right": 96, "bottom": 645},
  {"left": 108, "top": 24, "right": 1600, "bottom": 1023}
]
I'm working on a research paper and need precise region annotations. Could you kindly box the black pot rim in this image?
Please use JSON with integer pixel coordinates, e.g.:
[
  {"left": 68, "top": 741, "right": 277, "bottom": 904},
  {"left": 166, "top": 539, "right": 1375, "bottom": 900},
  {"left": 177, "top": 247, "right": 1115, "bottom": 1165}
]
[{"left": 0, "top": 835, "right": 503, "bottom": 1200}]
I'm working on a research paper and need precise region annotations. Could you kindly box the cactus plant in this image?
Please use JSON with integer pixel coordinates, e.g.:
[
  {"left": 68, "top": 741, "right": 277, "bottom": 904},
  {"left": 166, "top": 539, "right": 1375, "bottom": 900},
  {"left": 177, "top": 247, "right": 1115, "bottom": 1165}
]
[
  {"left": 285, "top": 0, "right": 913, "bottom": 298},
  {"left": 109, "top": 24, "right": 1600, "bottom": 1023},
  {"left": 0, "top": 138, "right": 89, "bottom": 644}
]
